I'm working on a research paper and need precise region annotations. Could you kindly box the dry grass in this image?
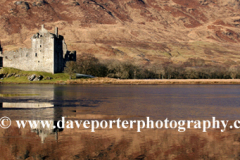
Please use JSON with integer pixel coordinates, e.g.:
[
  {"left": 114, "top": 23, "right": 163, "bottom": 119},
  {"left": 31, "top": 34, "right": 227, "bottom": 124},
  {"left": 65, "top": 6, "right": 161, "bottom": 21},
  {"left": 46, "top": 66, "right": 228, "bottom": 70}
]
[{"left": 67, "top": 78, "right": 240, "bottom": 85}]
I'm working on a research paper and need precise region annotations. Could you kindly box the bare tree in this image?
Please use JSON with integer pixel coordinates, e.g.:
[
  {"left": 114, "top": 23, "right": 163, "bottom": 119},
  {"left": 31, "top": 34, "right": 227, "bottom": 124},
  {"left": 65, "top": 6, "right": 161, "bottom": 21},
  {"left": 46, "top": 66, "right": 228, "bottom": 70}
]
[
  {"left": 150, "top": 63, "right": 165, "bottom": 79},
  {"left": 229, "top": 65, "right": 238, "bottom": 79},
  {"left": 76, "top": 53, "right": 99, "bottom": 75},
  {"left": 64, "top": 61, "right": 77, "bottom": 79},
  {"left": 185, "top": 68, "right": 199, "bottom": 79}
]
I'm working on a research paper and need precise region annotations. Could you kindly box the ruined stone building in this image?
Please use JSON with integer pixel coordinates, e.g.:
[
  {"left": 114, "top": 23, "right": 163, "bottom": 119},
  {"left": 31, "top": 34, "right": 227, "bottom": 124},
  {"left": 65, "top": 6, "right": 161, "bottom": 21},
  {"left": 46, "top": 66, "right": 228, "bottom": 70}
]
[{"left": 0, "top": 25, "right": 76, "bottom": 73}]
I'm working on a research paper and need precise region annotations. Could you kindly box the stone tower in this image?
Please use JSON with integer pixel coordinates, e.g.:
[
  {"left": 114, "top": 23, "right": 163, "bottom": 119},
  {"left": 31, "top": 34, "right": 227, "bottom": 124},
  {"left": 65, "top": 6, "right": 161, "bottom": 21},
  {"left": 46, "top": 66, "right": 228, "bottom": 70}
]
[{"left": 31, "top": 24, "right": 75, "bottom": 73}]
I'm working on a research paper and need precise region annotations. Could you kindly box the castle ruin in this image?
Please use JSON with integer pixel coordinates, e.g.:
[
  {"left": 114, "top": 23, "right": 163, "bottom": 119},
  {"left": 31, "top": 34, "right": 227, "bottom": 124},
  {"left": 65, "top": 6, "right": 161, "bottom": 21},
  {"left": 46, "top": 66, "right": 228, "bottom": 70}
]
[{"left": 0, "top": 25, "right": 76, "bottom": 73}]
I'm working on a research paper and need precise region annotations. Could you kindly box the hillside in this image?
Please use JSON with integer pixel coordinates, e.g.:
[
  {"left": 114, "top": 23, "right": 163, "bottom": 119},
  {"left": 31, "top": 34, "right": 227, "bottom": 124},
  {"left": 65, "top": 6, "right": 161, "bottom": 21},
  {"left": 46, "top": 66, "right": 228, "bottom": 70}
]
[{"left": 0, "top": 0, "right": 240, "bottom": 65}]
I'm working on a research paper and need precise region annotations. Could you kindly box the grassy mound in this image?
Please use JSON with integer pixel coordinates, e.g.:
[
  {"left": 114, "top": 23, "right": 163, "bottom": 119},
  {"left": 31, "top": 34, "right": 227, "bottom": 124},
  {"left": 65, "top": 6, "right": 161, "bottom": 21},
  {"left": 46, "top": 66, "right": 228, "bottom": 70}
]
[{"left": 0, "top": 67, "right": 69, "bottom": 83}]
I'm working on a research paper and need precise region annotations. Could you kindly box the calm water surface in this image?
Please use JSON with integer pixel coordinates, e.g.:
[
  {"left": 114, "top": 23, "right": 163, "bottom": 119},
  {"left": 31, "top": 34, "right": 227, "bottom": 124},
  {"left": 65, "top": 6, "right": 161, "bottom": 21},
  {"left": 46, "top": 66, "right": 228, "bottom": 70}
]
[{"left": 0, "top": 84, "right": 240, "bottom": 120}]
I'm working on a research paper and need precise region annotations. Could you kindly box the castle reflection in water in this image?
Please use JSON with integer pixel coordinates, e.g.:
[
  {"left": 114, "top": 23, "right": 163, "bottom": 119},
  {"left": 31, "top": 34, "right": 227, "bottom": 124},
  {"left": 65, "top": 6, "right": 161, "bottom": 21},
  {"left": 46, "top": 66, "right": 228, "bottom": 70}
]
[{"left": 0, "top": 85, "right": 64, "bottom": 143}]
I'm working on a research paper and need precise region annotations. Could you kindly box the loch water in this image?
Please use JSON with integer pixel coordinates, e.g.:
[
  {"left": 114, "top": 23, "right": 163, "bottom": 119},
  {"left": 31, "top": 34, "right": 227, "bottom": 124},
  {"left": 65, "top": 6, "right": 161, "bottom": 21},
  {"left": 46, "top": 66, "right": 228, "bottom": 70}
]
[{"left": 1, "top": 84, "right": 240, "bottom": 159}]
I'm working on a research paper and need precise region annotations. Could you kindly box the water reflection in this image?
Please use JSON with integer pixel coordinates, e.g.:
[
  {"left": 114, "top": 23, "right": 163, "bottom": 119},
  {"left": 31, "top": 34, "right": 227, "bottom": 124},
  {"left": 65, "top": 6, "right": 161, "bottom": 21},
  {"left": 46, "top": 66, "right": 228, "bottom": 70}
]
[
  {"left": 31, "top": 120, "right": 63, "bottom": 143},
  {"left": 0, "top": 85, "right": 65, "bottom": 143},
  {"left": 0, "top": 84, "right": 240, "bottom": 158},
  {"left": 0, "top": 104, "right": 63, "bottom": 143},
  {"left": 0, "top": 84, "right": 102, "bottom": 120},
  {"left": 2, "top": 102, "right": 54, "bottom": 108}
]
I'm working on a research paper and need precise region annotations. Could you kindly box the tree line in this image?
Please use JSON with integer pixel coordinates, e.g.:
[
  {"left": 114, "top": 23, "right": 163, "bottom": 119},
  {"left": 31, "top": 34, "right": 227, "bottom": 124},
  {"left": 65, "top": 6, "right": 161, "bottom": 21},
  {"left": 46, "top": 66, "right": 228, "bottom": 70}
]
[{"left": 64, "top": 53, "right": 240, "bottom": 79}]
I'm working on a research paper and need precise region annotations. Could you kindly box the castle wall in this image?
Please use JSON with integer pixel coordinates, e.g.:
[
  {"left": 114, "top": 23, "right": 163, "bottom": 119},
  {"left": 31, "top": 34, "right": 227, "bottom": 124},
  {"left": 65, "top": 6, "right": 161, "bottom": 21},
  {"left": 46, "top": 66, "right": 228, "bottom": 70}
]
[
  {"left": 3, "top": 34, "right": 55, "bottom": 73},
  {"left": 3, "top": 48, "right": 33, "bottom": 71},
  {"left": 3, "top": 45, "right": 54, "bottom": 73}
]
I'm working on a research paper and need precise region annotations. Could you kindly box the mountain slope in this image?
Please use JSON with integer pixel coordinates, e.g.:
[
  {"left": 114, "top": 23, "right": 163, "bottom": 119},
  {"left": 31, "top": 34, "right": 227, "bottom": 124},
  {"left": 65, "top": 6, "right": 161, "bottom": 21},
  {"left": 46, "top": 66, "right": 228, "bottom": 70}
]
[{"left": 0, "top": 0, "right": 240, "bottom": 65}]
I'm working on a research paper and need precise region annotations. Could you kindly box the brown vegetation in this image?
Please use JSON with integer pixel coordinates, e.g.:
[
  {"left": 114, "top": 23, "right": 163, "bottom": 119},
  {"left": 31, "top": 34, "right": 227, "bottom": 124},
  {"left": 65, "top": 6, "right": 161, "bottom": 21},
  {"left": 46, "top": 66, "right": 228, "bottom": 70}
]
[
  {"left": 65, "top": 53, "right": 240, "bottom": 80},
  {"left": 1, "top": 122, "right": 240, "bottom": 160},
  {"left": 0, "top": 0, "right": 240, "bottom": 67}
]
